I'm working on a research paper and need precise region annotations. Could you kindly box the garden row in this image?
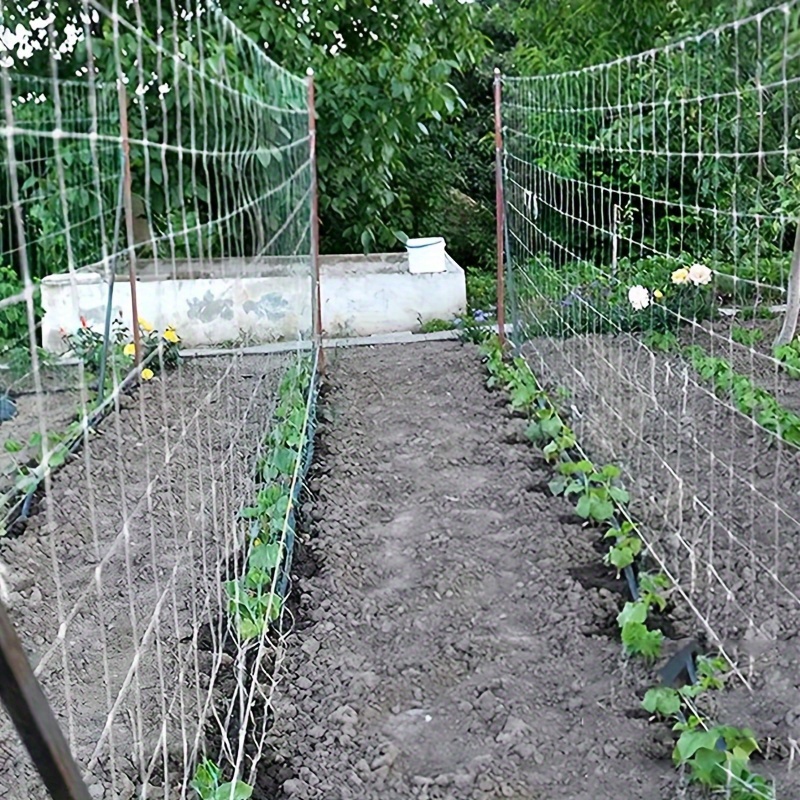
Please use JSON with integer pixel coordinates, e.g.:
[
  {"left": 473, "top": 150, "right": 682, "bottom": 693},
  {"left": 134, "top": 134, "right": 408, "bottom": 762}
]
[
  {"left": 644, "top": 329, "right": 800, "bottom": 449},
  {"left": 1, "top": 317, "right": 181, "bottom": 533},
  {"left": 480, "top": 335, "right": 774, "bottom": 800},
  {"left": 192, "top": 353, "right": 316, "bottom": 800}
]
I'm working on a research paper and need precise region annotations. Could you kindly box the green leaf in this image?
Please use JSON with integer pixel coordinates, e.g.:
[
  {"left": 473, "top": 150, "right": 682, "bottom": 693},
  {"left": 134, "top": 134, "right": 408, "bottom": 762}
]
[
  {"left": 617, "top": 601, "right": 647, "bottom": 628},
  {"left": 249, "top": 542, "right": 282, "bottom": 573},
  {"left": 589, "top": 497, "right": 615, "bottom": 522},
  {"left": 608, "top": 542, "right": 635, "bottom": 569},
  {"left": 360, "top": 227, "right": 375, "bottom": 253},
  {"left": 216, "top": 781, "right": 253, "bottom": 800},
  {"left": 686, "top": 746, "right": 726, "bottom": 786},
  {"left": 621, "top": 621, "right": 663, "bottom": 659},
  {"left": 642, "top": 687, "right": 681, "bottom": 717},
  {"left": 608, "top": 486, "right": 630, "bottom": 504},
  {"left": 540, "top": 415, "right": 562, "bottom": 439},
  {"left": 674, "top": 729, "right": 724, "bottom": 764},
  {"left": 575, "top": 493, "right": 593, "bottom": 518}
]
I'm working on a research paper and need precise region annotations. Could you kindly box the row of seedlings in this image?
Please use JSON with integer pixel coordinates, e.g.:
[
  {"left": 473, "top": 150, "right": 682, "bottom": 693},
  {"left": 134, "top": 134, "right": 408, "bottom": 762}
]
[
  {"left": 480, "top": 336, "right": 774, "bottom": 800},
  {"left": 192, "top": 356, "right": 315, "bottom": 800},
  {"left": 645, "top": 330, "right": 800, "bottom": 448},
  {"left": 228, "top": 356, "right": 314, "bottom": 639}
]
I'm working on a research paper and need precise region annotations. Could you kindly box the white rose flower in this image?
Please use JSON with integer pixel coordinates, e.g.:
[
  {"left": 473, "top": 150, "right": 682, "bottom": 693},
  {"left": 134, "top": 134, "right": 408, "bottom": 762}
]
[
  {"left": 628, "top": 285, "right": 651, "bottom": 311},
  {"left": 688, "top": 263, "right": 712, "bottom": 286}
]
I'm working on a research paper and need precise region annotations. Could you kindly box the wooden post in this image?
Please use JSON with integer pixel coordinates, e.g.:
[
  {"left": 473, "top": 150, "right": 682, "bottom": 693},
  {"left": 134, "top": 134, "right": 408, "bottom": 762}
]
[
  {"left": 494, "top": 68, "right": 507, "bottom": 347},
  {"left": 307, "top": 69, "right": 324, "bottom": 370},
  {"left": 118, "top": 82, "right": 142, "bottom": 366},
  {"left": 0, "top": 602, "right": 92, "bottom": 800}
]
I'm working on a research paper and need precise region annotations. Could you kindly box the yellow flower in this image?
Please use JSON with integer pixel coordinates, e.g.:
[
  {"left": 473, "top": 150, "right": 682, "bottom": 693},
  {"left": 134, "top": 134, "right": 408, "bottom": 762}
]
[
  {"left": 671, "top": 268, "right": 689, "bottom": 285},
  {"left": 141, "top": 367, "right": 154, "bottom": 381},
  {"left": 653, "top": 289, "right": 664, "bottom": 300},
  {"left": 254, "top": 538, "right": 262, "bottom": 547},
  {"left": 123, "top": 343, "right": 136, "bottom": 357},
  {"left": 163, "top": 327, "right": 179, "bottom": 344},
  {"left": 138, "top": 317, "right": 154, "bottom": 332}
]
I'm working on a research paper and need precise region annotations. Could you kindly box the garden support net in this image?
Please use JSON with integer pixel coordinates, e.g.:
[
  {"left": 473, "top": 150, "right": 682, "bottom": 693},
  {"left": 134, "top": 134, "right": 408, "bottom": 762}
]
[
  {"left": 0, "top": 0, "right": 316, "bottom": 797},
  {"left": 502, "top": 0, "right": 800, "bottom": 782}
]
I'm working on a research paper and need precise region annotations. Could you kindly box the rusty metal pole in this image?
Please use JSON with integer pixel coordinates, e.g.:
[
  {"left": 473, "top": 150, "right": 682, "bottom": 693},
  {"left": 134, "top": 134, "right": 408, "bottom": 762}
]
[
  {"left": 117, "top": 82, "right": 142, "bottom": 367},
  {"left": 307, "top": 69, "right": 324, "bottom": 371},
  {"left": 494, "top": 68, "right": 507, "bottom": 347},
  {"left": 0, "top": 601, "right": 92, "bottom": 800}
]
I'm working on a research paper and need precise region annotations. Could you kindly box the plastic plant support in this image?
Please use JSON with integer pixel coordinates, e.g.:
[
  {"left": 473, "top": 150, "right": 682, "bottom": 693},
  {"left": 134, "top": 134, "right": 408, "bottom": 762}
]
[
  {"left": 623, "top": 564, "right": 639, "bottom": 601},
  {"left": 658, "top": 640, "right": 700, "bottom": 688},
  {"left": 0, "top": 394, "right": 17, "bottom": 422}
]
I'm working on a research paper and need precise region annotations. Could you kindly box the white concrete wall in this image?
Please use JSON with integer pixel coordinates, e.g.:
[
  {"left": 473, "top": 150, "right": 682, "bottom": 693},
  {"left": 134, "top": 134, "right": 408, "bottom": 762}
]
[{"left": 40, "top": 253, "right": 467, "bottom": 350}]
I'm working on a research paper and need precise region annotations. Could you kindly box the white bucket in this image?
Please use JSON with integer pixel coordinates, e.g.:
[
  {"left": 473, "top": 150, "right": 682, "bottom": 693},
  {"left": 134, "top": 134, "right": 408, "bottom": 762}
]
[{"left": 406, "top": 236, "right": 446, "bottom": 274}]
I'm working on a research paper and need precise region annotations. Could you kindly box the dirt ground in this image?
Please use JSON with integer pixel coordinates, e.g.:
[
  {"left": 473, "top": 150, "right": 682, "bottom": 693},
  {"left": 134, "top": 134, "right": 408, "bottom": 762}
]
[
  {"left": 526, "top": 332, "right": 800, "bottom": 795},
  {"left": 0, "top": 363, "right": 87, "bottom": 501},
  {"left": 2, "top": 335, "right": 795, "bottom": 798},
  {"left": 0, "top": 353, "right": 291, "bottom": 799},
  {"left": 267, "top": 341, "right": 702, "bottom": 800}
]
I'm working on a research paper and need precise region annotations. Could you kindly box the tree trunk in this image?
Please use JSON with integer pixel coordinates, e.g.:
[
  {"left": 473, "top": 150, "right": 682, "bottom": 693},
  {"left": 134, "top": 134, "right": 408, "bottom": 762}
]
[{"left": 773, "top": 220, "right": 800, "bottom": 348}]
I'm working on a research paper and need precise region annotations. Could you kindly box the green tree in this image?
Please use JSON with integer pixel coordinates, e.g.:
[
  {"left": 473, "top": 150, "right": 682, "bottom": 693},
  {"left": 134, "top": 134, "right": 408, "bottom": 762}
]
[{"left": 223, "top": 0, "right": 488, "bottom": 253}]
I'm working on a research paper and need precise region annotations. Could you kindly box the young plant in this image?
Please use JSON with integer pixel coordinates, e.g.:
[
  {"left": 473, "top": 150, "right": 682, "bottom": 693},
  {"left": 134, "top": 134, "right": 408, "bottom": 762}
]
[
  {"left": 191, "top": 759, "right": 253, "bottom": 800},
  {"left": 505, "top": 356, "right": 541, "bottom": 412},
  {"left": 679, "top": 654, "right": 730, "bottom": 699},
  {"left": 635, "top": 571, "right": 669, "bottom": 610},
  {"left": 731, "top": 326, "right": 764, "bottom": 347},
  {"left": 641, "top": 654, "right": 727, "bottom": 719},
  {"left": 549, "top": 460, "right": 629, "bottom": 524},
  {"left": 456, "top": 312, "right": 493, "bottom": 345},
  {"left": 774, "top": 339, "right": 800, "bottom": 379},
  {"left": 418, "top": 317, "right": 454, "bottom": 334},
  {"left": 525, "top": 404, "right": 563, "bottom": 445},
  {"left": 674, "top": 725, "right": 772, "bottom": 799},
  {"left": 617, "top": 600, "right": 664, "bottom": 660},
  {"left": 685, "top": 347, "right": 800, "bottom": 446},
  {"left": 542, "top": 424, "right": 576, "bottom": 463},
  {"left": 603, "top": 519, "right": 642, "bottom": 571},
  {"left": 480, "top": 337, "right": 511, "bottom": 388},
  {"left": 643, "top": 329, "right": 680, "bottom": 352},
  {"left": 240, "top": 484, "right": 291, "bottom": 537},
  {"left": 225, "top": 577, "right": 283, "bottom": 639},
  {"left": 642, "top": 685, "right": 683, "bottom": 718}
]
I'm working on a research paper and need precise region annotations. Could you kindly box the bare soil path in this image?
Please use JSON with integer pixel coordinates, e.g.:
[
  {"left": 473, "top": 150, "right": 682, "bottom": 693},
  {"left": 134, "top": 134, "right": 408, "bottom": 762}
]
[{"left": 268, "top": 341, "right": 679, "bottom": 800}]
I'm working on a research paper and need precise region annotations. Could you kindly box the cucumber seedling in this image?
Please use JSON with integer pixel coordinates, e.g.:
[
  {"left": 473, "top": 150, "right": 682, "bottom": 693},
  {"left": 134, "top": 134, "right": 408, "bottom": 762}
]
[
  {"left": 191, "top": 759, "right": 252, "bottom": 800},
  {"left": 549, "top": 460, "right": 629, "bottom": 524}
]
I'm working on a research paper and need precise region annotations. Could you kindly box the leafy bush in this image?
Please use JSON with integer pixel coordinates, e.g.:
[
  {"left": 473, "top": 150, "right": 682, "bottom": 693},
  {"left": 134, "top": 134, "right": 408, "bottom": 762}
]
[{"left": 0, "top": 266, "right": 40, "bottom": 349}]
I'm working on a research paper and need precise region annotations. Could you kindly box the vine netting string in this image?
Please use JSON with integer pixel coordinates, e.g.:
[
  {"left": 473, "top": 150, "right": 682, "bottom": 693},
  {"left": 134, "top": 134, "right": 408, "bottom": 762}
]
[
  {"left": 0, "top": 0, "right": 314, "bottom": 797},
  {"left": 503, "top": 0, "right": 800, "bottom": 783}
]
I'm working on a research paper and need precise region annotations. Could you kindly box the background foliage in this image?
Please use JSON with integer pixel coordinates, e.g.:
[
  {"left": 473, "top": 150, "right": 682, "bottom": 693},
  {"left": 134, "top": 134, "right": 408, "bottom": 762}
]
[{"left": 0, "top": 0, "right": 792, "bottom": 320}]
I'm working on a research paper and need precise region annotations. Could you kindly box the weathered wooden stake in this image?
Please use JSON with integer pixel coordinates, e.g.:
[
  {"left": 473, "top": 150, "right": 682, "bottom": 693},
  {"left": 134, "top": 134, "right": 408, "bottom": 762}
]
[{"left": 0, "top": 601, "right": 92, "bottom": 800}]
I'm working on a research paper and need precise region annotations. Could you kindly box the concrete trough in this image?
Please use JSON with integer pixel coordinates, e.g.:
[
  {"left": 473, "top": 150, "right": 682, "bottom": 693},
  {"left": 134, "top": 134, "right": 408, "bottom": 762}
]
[{"left": 40, "top": 252, "right": 467, "bottom": 350}]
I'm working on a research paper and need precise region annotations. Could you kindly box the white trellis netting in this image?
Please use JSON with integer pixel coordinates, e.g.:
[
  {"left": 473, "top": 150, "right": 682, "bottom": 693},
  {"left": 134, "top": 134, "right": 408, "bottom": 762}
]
[
  {"left": 0, "top": 0, "right": 315, "bottom": 797},
  {"left": 502, "top": 0, "right": 800, "bottom": 748}
]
